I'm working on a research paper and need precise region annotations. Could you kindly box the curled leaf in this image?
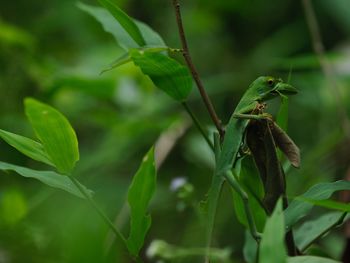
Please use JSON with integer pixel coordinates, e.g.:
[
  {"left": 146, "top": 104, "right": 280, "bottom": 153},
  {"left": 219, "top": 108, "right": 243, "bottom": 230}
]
[{"left": 269, "top": 121, "right": 300, "bottom": 168}]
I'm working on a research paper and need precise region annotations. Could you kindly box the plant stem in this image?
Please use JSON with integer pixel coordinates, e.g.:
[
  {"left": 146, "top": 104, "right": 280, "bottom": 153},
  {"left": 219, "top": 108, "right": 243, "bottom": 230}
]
[
  {"left": 182, "top": 102, "right": 214, "bottom": 151},
  {"left": 224, "top": 170, "right": 261, "bottom": 243},
  {"left": 172, "top": 0, "right": 224, "bottom": 138},
  {"left": 69, "top": 176, "right": 128, "bottom": 247}
]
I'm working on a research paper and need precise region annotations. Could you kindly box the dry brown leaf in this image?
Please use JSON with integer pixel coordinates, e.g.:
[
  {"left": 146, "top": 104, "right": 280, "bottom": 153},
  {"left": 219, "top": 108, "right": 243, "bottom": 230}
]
[{"left": 269, "top": 121, "right": 301, "bottom": 168}]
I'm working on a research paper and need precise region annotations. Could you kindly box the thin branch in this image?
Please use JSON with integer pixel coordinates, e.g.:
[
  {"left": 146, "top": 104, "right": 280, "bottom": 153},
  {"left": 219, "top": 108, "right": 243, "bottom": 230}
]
[
  {"left": 69, "top": 177, "right": 128, "bottom": 248},
  {"left": 301, "top": 0, "right": 350, "bottom": 137},
  {"left": 171, "top": 0, "right": 225, "bottom": 138},
  {"left": 182, "top": 102, "right": 214, "bottom": 151}
]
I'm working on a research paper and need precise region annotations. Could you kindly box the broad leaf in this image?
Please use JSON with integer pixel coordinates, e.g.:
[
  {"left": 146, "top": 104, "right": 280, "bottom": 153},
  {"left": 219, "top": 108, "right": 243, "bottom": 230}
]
[
  {"left": 79, "top": 2, "right": 165, "bottom": 50},
  {"left": 259, "top": 199, "right": 287, "bottom": 263},
  {"left": 127, "top": 147, "right": 157, "bottom": 256},
  {"left": 287, "top": 256, "right": 340, "bottom": 263},
  {"left": 0, "top": 129, "right": 53, "bottom": 166},
  {"left": 0, "top": 161, "right": 93, "bottom": 199},
  {"left": 97, "top": 0, "right": 145, "bottom": 46},
  {"left": 284, "top": 180, "right": 350, "bottom": 229},
  {"left": 130, "top": 50, "right": 193, "bottom": 101},
  {"left": 294, "top": 211, "right": 346, "bottom": 251},
  {"left": 24, "top": 98, "right": 79, "bottom": 175},
  {"left": 78, "top": 2, "right": 139, "bottom": 49}
]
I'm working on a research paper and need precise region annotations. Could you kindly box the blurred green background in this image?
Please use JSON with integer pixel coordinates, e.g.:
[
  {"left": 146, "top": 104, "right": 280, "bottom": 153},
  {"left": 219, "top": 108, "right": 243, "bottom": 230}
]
[{"left": 1, "top": 0, "right": 350, "bottom": 262}]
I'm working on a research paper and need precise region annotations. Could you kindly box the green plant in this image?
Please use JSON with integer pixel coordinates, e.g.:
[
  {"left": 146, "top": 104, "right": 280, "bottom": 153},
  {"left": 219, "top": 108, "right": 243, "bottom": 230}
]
[{"left": 1, "top": 1, "right": 349, "bottom": 263}]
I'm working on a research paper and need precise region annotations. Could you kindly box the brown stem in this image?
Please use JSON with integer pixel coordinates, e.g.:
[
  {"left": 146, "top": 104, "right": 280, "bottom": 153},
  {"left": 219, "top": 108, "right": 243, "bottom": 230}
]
[{"left": 171, "top": 0, "right": 225, "bottom": 138}]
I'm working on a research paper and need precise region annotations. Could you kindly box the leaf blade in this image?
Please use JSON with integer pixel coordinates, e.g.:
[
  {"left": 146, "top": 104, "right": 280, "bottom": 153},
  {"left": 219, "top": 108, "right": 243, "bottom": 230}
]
[
  {"left": 97, "top": 0, "right": 146, "bottom": 46},
  {"left": 130, "top": 50, "right": 193, "bottom": 101},
  {"left": 0, "top": 129, "right": 53, "bottom": 166},
  {"left": 287, "top": 256, "right": 340, "bottom": 263},
  {"left": 78, "top": 2, "right": 139, "bottom": 49},
  {"left": 294, "top": 211, "right": 346, "bottom": 251},
  {"left": 127, "top": 147, "right": 157, "bottom": 256},
  {"left": 285, "top": 180, "right": 350, "bottom": 229},
  {"left": 259, "top": 199, "right": 287, "bottom": 263},
  {"left": 0, "top": 161, "right": 93, "bottom": 199},
  {"left": 24, "top": 98, "right": 79, "bottom": 175}
]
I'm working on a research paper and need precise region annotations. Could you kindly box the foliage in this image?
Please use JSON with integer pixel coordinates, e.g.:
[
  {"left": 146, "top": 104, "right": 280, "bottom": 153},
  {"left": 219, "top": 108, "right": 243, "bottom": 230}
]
[{"left": 1, "top": 0, "right": 350, "bottom": 262}]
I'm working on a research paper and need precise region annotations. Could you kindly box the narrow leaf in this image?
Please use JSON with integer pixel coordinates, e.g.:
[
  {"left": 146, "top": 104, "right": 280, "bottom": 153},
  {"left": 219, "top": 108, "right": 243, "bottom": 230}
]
[
  {"left": 0, "top": 161, "right": 93, "bottom": 199},
  {"left": 285, "top": 180, "right": 350, "bottom": 229},
  {"left": 260, "top": 199, "right": 287, "bottom": 263},
  {"left": 298, "top": 198, "right": 350, "bottom": 212},
  {"left": 97, "top": 0, "right": 145, "bottom": 46},
  {"left": 294, "top": 211, "right": 346, "bottom": 251},
  {"left": 287, "top": 256, "right": 340, "bottom": 263},
  {"left": 127, "top": 147, "right": 157, "bottom": 256},
  {"left": 0, "top": 129, "right": 53, "bottom": 166},
  {"left": 130, "top": 50, "right": 193, "bottom": 101},
  {"left": 24, "top": 98, "right": 79, "bottom": 175},
  {"left": 270, "top": 121, "right": 300, "bottom": 168}
]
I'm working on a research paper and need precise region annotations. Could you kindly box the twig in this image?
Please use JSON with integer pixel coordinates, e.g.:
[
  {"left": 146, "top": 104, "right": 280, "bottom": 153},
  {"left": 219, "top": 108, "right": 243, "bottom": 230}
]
[
  {"left": 182, "top": 102, "right": 214, "bottom": 151},
  {"left": 301, "top": 0, "right": 350, "bottom": 137},
  {"left": 171, "top": 0, "right": 225, "bottom": 138},
  {"left": 68, "top": 177, "right": 128, "bottom": 249}
]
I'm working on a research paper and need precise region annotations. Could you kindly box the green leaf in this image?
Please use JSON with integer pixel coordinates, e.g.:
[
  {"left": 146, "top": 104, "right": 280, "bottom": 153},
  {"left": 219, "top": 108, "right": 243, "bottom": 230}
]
[
  {"left": 78, "top": 2, "right": 139, "bottom": 49},
  {"left": 0, "top": 129, "right": 53, "bottom": 166},
  {"left": 243, "top": 230, "right": 258, "bottom": 263},
  {"left": 135, "top": 20, "right": 166, "bottom": 47},
  {"left": 130, "top": 50, "right": 193, "bottom": 101},
  {"left": 127, "top": 147, "right": 157, "bottom": 256},
  {"left": 284, "top": 180, "right": 350, "bottom": 229},
  {"left": 287, "top": 256, "right": 340, "bottom": 263},
  {"left": 232, "top": 156, "right": 267, "bottom": 232},
  {"left": 298, "top": 198, "right": 350, "bottom": 212},
  {"left": 78, "top": 2, "right": 165, "bottom": 48},
  {"left": 24, "top": 98, "right": 79, "bottom": 175},
  {"left": 0, "top": 161, "right": 93, "bottom": 199},
  {"left": 260, "top": 199, "right": 287, "bottom": 263},
  {"left": 97, "top": 0, "right": 145, "bottom": 46},
  {"left": 294, "top": 211, "right": 346, "bottom": 252}
]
